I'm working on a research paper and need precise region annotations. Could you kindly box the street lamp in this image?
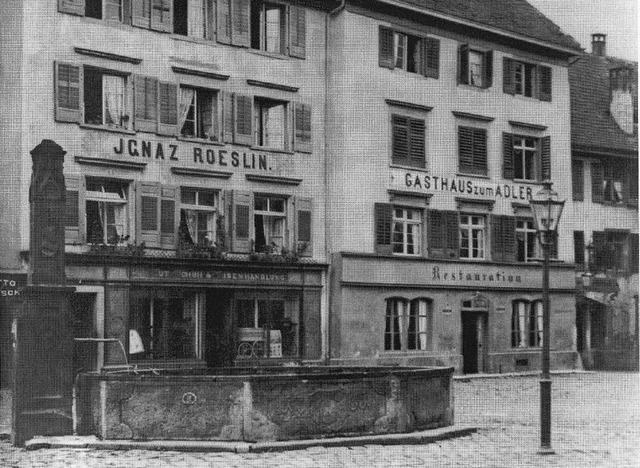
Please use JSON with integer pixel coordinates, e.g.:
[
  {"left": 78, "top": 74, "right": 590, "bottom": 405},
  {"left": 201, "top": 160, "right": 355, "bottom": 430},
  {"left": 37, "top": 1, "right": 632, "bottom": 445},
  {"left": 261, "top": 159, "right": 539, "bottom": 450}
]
[{"left": 529, "top": 180, "right": 565, "bottom": 455}]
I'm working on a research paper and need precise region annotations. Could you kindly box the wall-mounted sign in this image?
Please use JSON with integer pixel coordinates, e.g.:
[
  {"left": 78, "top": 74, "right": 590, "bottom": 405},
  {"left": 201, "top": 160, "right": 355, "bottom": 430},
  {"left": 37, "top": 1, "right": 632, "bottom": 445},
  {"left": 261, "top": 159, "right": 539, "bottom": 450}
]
[
  {"left": 392, "top": 169, "right": 535, "bottom": 201},
  {"left": 496, "top": 306, "right": 506, "bottom": 313},
  {"left": 131, "top": 268, "right": 292, "bottom": 285},
  {"left": 0, "top": 276, "right": 24, "bottom": 298},
  {"left": 113, "top": 138, "right": 271, "bottom": 171},
  {"left": 442, "top": 307, "right": 452, "bottom": 315}
]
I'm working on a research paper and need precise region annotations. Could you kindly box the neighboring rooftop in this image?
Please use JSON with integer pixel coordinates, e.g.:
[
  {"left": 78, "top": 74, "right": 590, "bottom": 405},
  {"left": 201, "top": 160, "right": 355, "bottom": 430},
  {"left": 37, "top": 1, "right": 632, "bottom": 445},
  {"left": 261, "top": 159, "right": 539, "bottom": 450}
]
[
  {"left": 386, "top": 0, "right": 582, "bottom": 51},
  {"left": 570, "top": 46, "right": 638, "bottom": 155}
]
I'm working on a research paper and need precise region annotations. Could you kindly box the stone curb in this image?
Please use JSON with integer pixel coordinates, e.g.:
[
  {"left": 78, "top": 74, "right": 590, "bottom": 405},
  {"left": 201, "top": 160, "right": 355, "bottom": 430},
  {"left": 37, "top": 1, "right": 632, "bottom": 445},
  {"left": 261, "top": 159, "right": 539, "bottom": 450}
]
[
  {"left": 24, "top": 426, "right": 477, "bottom": 453},
  {"left": 453, "top": 370, "right": 595, "bottom": 381}
]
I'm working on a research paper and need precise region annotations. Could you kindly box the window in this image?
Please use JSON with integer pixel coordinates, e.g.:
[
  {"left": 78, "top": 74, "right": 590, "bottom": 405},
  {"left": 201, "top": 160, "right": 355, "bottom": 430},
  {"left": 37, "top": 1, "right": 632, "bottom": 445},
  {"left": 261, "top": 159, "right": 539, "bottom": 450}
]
[
  {"left": 459, "top": 214, "right": 485, "bottom": 260},
  {"left": 516, "top": 218, "right": 539, "bottom": 262},
  {"left": 511, "top": 300, "right": 543, "bottom": 348},
  {"left": 255, "top": 97, "right": 287, "bottom": 150},
  {"left": 458, "top": 45, "right": 493, "bottom": 88},
  {"left": 591, "top": 160, "right": 638, "bottom": 205},
  {"left": 503, "top": 133, "right": 550, "bottom": 181},
  {"left": 129, "top": 290, "right": 202, "bottom": 361},
  {"left": 384, "top": 298, "right": 432, "bottom": 351},
  {"left": 574, "top": 231, "right": 585, "bottom": 270},
  {"left": 179, "top": 188, "right": 217, "bottom": 246},
  {"left": 391, "top": 114, "right": 425, "bottom": 168},
  {"left": 379, "top": 26, "right": 440, "bottom": 78},
  {"left": 254, "top": 195, "right": 286, "bottom": 253},
  {"left": 58, "top": 0, "right": 127, "bottom": 22},
  {"left": 250, "top": 1, "right": 286, "bottom": 54},
  {"left": 572, "top": 159, "right": 584, "bottom": 201},
  {"left": 84, "top": 68, "right": 128, "bottom": 128},
  {"left": 174, "top": 0, "right": 215, "bottom": 38},
  {"left": 178, "top": 87, "right": 218, "bottom": 140},
  {"left": 592, "top": 230, "right": 638, "bottom": 273},
  {"left": 85, "top": 178, "right": 129, "bottom": 245},
  {"left": 392, "top": 208, "right": 422, "bottom": 255},
  {"left": 503, "top": 58, "right": 552, "bottom": 101},
  {"left": 458, "top": 126, "right": 487, "bottom": 176}
]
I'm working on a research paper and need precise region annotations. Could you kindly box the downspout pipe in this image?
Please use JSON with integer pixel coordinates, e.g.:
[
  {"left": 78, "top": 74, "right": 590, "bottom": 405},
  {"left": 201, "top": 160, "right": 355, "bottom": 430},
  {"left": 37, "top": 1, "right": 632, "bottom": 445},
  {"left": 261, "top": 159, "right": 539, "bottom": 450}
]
[{"left": 329, "top": 0, "right": 346, "bottom": 16}]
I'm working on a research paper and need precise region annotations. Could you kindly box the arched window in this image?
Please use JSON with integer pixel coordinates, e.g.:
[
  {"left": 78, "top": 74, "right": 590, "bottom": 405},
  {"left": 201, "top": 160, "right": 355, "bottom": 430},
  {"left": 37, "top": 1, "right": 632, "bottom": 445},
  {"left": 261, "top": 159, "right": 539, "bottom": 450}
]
[
  {"left": 511, "top": 299, "right": 543, "bottom": 348},
  {"left": 385, "top": 297, "right": 432, "bottom": 351}
]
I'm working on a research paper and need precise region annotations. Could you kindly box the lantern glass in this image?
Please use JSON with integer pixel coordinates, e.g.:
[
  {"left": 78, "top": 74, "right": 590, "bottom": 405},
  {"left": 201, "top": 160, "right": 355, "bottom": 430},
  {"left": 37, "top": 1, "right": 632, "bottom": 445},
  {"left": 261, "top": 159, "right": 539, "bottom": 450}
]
[{"left": 529, "top": 182, "right": 565, "bottom": 234}]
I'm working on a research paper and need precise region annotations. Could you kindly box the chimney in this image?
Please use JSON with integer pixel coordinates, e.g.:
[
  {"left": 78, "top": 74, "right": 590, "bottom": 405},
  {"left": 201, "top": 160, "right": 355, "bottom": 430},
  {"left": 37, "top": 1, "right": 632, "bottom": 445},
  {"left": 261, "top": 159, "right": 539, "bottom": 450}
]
[{"left": 592, "top": 33, "right": 606, "bottom": 56}]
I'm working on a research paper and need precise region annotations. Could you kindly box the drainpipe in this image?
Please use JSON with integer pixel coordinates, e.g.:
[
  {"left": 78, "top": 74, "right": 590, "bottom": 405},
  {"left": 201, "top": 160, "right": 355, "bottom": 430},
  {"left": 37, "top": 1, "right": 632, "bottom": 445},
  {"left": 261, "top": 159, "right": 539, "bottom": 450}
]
[{"left": 324, "top": 0, "right": 345, "bottom": 365}]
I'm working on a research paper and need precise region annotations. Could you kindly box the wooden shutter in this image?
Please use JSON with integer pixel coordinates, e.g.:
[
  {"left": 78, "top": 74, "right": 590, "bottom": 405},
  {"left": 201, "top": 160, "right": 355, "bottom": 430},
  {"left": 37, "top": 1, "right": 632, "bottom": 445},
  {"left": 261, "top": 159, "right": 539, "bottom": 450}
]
[
  {"left": 160, "top": 185, "right": 178, "bottom": 249},
  {"left": 294, "top": 102, "right": 312, "bottom": 153},
  {"left": 151, "top": 0, "right": 172, "bottom": 32},
  {"left": 222, "top": 91, "right": 234, "bottom": 143},
  {"left": 458, "top": 44, "right": 469, "bottom": 85},
  {"left": 204, "top": 0, "right": 216, "bottom": 40},
  {"left": 64, "top": 175, "right": 84, "bottom": 244},
  {"left": 573, "top": 231, "right": 585, "bottom": 270},
  {"left": 458, "top": 126, "right": 473, "bottom": 173},
  {"left": 58, "top": 0, "right": 85, "bottom": 15},
  {"left": 392, "top": 114, "right": 409, "bottom": 165},
  {"left": 502, "top": 132, "right": 514, "bottom": 179},
  {"left": 459, "top": 127, "right": 486, "bottom": 175},
  {"left": 55, "top": 62, "right": 82, "bottom": 123},
  {"left": 428, "top": 210, "right": 459, "bottom": 259},
  {"left": 591, "top": 161, "right": 604, "bottom": 203},
  {"left": 289, "top": 5, "right": 306, "bottom": 59},
  {"left": 234, "top": 94, "right": 253, "bottom": 146},
  {"left": 188, "top": 0, "right": 205, "bottom": 38},
  {"left": 136, "top": 182, "right": 161, "bottom": 248},
  {"left": 295, "top": 197, "right": 313, "bottom": 257},
  {"left": 157, "top": 81, "right": 177, "bottom": 136},
  {"left": 592, "top": 231, "right": 606, "bottom": 272},
  {"left": 424, "top": 37, "right": 440, "bottom": 79},
  {"left": 491, "top": 215, "right": 516, "bottom": 263},
  {"left": 217, "top": 0, "right": 231, "bottom": 44},
  {"left": 131, "top": 0, "right": 151, "bottom": 28},
  {"left": 629, "top": 233, "right": 639, "bottom": 273},
  {"left": 540, "top": 136, "right": 551, "bottom": 181},
  {"left": 409, "top": 118, "right": 425, "bottom": 167},
  {"left": 379, "top": 26, "right": 394, "bottom": 70},
  {"left": 231, "top": 0, "right": 250, "bottom": 47},
  {"left": 484, "top": 50, "right": 493, "bottom": 88},
  {"left": 134, "top": 75, "right": 158, "bottom": 132},
  {"left": 374, "top": 203, "right": 393, "bottom": 254},
  {"left": 104, "top": 0, "right": 122, "bottom": 21},
  {"left": 231, "top": 190, "right": 252, "bottom": 253},
  {"left": 572, "top": 159, "right": 584, "bottom": 201},
  {"left": 503, "top": 57, "right": 516, "bottom": 95},
  {"left": 538, "top": 65, "right": 552, "bottom": 102}
]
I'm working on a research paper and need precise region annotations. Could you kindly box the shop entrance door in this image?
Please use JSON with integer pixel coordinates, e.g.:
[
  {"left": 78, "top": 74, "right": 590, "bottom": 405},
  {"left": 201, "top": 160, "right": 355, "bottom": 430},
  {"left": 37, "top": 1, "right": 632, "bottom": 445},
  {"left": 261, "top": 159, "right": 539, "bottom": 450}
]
[{"left": 462, "top": 312, "right": 487, "bottom": 374}]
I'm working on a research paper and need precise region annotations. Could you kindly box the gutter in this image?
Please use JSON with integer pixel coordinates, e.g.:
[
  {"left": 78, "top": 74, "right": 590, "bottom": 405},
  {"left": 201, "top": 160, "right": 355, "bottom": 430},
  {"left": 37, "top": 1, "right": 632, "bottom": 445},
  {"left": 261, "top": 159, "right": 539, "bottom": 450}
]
[
  {"left": 329, "top": 0, "right": 346, "bottom": 16},
  {"left": 374, "top": 0, "right": 582, "bottom": 56}
]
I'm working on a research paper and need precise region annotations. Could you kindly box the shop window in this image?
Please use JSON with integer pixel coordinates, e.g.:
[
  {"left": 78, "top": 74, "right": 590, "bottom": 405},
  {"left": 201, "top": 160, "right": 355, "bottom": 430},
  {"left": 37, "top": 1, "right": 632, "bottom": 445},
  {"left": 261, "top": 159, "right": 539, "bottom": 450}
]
[
  {"left": 378, "top": 26, "right": 440, "bottom": 78},
  {"left": 458, "top": 126, "right": 487, "bottom": 176},
  {"left": 384, "top": 298, "right": 432, "bottom": 351},
  {"left": 459, "top": 214, "right": 485, "bottom": 260},
  {"left": 129, "top": 290, "right": 202, "bottom": 361},
  {"left": 84, "top": 68, "right": 129, "bottom": 128},
  {"left": 179, "top": 188, "right": 217, "bottom": 246},
  {"left": 391, "top": 114, "right": 425, "bottom": 168},
  {"left": 235, "top": 298, "right": 298, "bottom": 358},
  {"left": 255, "top": 97, "right": 288, "bottom": 150},
  {"left": 392, "top": 207, "right": 422, "bottom": 255},
  {"left": 511, "top": 300, "right": 543, "bottom": 348},
  {"left": 458, "top": 45, "right": 493, "bottom": 88},
  {"left": 502, "top": 133, "right": 550, "bottom": 181},
  {"left": 516, "top": 218, "right": 539, "bottom": 262},
  {"left": 85, "top": 178, "right": 129, "bottom": 245},
  {"left": 178, "top": 87, "right": 219, "bottom": 140},
  {"left": 254, "top": 195, "right": 286, "bottom": 253},
  {"left": 503, "top": 58, "right": 552, "bottom": 101}
]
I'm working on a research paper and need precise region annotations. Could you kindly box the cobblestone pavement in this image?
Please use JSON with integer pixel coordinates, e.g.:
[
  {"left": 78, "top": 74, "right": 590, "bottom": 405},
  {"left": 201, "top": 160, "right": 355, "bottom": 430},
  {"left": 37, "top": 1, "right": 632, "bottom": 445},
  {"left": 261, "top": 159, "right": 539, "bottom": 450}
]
[{"left": 0, "top": 372, "right": 638, "bottom": 467}]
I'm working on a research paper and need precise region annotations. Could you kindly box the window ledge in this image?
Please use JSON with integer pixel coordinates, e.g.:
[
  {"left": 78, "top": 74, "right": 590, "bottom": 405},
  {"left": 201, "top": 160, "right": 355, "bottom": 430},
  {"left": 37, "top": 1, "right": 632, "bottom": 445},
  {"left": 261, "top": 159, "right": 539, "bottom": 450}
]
[
  {"left": 171, "top": 34, "right": 216, "bottom": 46},
  {"left": 452, "top": 111, "right": 494, "bottom": 122},
  {"left": 457, "top": 84, "right": 492, "bottom": 92},
  {"left": 80, "top": 124, "right": 135, "bottom": 135},
  {"left": 245, "top": 174, "right": 302, "bottom": 186},
  {"left": 172, "top": 65, "right": 230, "bottom": 81},
  {"left": 247, "top": 79, "right": 299, "bottom": 93},
  {"left": 75, "top": 156, "right": 147, "bottom": 171},
  {"left": 171, "top": 167, "right": 233, "bottom": 179},
  {"left": 246, "top": 48, "right": 289, "bottom": 61},
  {"left": 250, "top": 146, "right": 294, "bottom": 155},
  {"left": 391, "top": 164, "right": 428, "bottom": 172},
  {"left": 177, "top": 136, "right": 224, "bottom": 146},
  {"left": 512, "top": 179, "right": 544, "bottom": 186},
  {"left": 456, "top": 172, "right": 489, "bottom": 179}
]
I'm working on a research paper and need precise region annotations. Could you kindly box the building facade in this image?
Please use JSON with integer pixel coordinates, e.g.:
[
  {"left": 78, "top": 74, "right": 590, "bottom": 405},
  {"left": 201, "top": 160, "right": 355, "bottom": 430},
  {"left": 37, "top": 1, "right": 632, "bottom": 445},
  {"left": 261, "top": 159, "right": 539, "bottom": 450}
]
[
  {"left": 569, "top": 34, "right": 639, "bottom": 371},
  {"left": 326, "top": 0, "right": 583, "bottom": 373},
  {"left": 0, "top": 0, "right": 332, "bottom": 379}
]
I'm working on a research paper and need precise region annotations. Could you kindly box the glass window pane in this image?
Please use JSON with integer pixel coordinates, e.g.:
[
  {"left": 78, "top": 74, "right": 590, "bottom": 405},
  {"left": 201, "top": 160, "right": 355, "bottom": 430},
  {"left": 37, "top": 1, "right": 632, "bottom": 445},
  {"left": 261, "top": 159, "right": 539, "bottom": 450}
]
[{"left": 181, "top": 189, "right": 196, "bottom": 205}]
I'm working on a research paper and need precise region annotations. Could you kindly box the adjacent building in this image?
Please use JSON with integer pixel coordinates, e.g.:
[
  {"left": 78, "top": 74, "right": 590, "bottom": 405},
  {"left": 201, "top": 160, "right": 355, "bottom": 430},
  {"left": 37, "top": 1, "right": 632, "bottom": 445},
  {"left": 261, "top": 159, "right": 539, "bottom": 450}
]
[{"left": 569, "top": 34, "right": 639, "bottom": 370}]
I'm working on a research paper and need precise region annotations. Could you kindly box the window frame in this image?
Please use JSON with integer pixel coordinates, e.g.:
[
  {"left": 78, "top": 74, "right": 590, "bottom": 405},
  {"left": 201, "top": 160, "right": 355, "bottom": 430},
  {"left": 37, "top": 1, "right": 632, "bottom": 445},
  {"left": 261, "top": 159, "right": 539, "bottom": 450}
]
[
  {"left": 82, "top": 66, "right": 132, "bottom": 130},
  {"left": 458, "top": 44, "right": 493, "bottom": 89},
  {"left": 511, "top": 299, "right": 543, "bottom": 348},
  {"left": 391, "top": 207, "right": 423, "bottom": 256},
  {"left": 516, "top": 218, "right": 540, "bottom": 263},
  {"left": 254, "top": 96, "right": 290, "bottom": 151},
  {"left": 512, "top": 135, "right": 539, "bottom": 181},
  {"left": 178, "top": 86, "right": 220, "bottom": 141},
  {"left": 459, "top": 213, "right": 486, "bottom": 260},
  {"left": 179, "top": 187, "right": 218, "bottom": 247},
  {"left": 384, "top": 297, "right": 432, "bottom": 352},
  {"left": 85, "top": 177, "right": 130, "bottom": 245},
  {"left": 253, "top": 194, "right": 288, "bottom": 253}
]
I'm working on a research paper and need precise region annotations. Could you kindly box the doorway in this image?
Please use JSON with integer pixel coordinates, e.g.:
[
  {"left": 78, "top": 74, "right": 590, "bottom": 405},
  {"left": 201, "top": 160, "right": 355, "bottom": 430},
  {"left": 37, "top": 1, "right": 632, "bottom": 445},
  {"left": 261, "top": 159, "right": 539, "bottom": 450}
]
[{"left": 462, "top": 311, "right": 488, "bottom": 374}]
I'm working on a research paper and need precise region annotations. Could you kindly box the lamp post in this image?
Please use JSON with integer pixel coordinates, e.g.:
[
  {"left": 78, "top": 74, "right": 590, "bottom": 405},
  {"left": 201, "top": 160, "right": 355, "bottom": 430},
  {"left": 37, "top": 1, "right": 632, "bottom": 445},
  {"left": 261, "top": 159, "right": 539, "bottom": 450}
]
[{"left": 529, "top": 180, "right": 565, "bottom": 455}]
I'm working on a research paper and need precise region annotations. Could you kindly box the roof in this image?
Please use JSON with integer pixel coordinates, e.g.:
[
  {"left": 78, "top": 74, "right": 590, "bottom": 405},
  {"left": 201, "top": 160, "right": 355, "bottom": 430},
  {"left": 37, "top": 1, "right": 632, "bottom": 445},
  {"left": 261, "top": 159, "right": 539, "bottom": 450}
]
[
  {"left": 570, "top": 53, "right": 638, "bottom": 155},
  {"left": 387, "top": 0, "right": 582, "bottom": 51}
]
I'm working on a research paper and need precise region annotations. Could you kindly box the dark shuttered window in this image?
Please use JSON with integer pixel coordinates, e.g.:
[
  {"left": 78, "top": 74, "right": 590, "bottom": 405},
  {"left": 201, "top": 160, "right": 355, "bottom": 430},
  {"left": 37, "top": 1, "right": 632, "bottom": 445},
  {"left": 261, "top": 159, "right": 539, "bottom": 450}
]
[
  {"left": 391, "top": 115, "right": 425, "bottom": 168},
  {"left": 574, "top": 231, "right": 585, "bottom": 270},
  {"left": 458, "top": 126, "right": 487, "bottom": 175},
  {"left": 572, "top": 159, "right": 584, "bottom": 201},
  {"left": 374, "top": 203, "right": 393, "bottom": 254}
]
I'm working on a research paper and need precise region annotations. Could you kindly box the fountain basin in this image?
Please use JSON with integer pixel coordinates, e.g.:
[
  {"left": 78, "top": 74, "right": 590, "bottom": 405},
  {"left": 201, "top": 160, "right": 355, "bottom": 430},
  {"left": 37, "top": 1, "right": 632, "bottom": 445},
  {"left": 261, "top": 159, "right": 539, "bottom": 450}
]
[{"left": 76, "top": 366, "right": 454, "bottom": 442}]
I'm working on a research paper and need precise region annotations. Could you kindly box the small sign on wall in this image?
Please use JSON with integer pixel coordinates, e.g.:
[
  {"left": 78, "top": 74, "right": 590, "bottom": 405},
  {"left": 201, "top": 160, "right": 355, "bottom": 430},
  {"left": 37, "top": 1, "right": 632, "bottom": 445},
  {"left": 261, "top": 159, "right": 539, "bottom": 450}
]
[
  {"left": 442, "top": 307, "right": 452, "bottom": 315},
  {"left": 496, "top": 306, "right": 506, "bottom": 313}
]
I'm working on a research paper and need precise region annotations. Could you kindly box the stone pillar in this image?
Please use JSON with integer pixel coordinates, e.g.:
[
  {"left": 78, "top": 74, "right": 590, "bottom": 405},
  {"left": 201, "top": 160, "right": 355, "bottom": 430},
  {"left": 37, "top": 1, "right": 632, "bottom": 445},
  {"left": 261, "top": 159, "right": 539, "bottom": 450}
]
[{"left": 12, "top": 140, "right": 75, "bottom": 446}]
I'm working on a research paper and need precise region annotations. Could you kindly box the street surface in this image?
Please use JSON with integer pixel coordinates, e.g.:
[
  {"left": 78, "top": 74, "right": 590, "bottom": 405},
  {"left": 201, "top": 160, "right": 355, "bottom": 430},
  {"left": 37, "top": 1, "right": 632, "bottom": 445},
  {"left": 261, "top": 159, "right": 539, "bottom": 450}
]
[{"left": 0, "top": 372, "right": 638, "bottom": 467}]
